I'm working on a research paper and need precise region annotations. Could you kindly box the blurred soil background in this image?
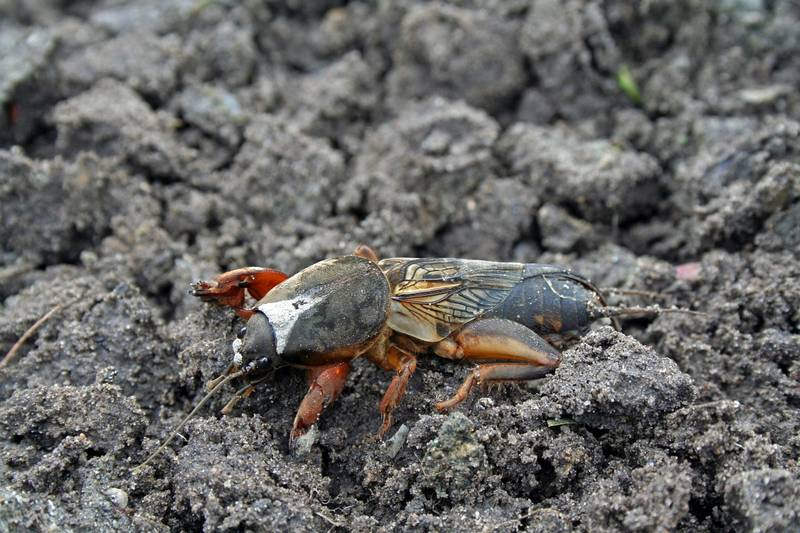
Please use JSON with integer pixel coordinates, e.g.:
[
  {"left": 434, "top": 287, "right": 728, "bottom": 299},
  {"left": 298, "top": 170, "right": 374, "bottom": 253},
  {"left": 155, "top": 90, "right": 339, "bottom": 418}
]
[{"left": 1, "top": 0, "right": 799, "bottom": 531}]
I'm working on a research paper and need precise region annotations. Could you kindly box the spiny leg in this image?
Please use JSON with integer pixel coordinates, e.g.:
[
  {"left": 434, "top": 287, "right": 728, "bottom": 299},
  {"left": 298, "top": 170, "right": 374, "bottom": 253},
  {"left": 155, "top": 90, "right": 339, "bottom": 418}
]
[
  {"left": 435, "top": 364, "right": 553, "bottom": 412},
  {"left": 191, "top": 267, "right": 288, "bottom": 319},
  {"left": 376, "top": 346, "right": 417, "bottom": 438},
  {"left": 363, "top": 332, "right": 420, "bottom": 438},
  {"left": 432, "top": 318, "right": 561, "bottom": 412},
  {"left": 290, "top": 362, "right": 351, "bottom": 445}
]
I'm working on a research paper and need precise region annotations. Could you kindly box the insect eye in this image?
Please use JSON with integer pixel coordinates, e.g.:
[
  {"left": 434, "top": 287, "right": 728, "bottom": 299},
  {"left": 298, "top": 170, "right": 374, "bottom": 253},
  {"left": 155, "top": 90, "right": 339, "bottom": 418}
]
[{"left": 237, "top": 327, "right": 247, "bottom": 339}]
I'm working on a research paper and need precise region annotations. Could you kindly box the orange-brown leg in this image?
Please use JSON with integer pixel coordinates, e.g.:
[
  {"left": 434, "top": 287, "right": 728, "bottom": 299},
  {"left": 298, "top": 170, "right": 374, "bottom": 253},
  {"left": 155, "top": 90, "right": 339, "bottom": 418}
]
[
  {"left": 354, "top": 244, "right": 380, "bottom": 262},
  {"left": 435, "top": 364, "right": 553, "bottom": 411},
  {"left": 191, "top": 267, "right": 288, "bottom": 319},
  {"left": 432, "top": 318, "right": 561, "bottom": 412},
  {"left": 364, "top": 334, "right": 420, "bottom": 438},
  {"left": 290, "top": 362, "right": 351, "bottom": 445},
  {"left": 377, "top": 347, "right": 417, "bottom": 438}
]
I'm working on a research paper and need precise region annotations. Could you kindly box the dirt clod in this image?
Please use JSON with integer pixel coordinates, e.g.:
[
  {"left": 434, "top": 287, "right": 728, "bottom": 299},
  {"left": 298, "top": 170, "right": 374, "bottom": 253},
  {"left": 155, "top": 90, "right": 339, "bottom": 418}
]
[{"left": 2, "top": 2, "right": 799, "bottom": 531}]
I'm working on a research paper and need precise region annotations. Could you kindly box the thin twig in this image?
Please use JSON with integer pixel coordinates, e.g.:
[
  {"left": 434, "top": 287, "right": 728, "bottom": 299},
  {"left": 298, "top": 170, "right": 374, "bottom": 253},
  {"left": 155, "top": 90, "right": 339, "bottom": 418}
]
[
  {"left": 489, "top": 507, "right": 549, "bottom": 531},
  {"left": 315, "top": 511, "right": 344, "bottom": 528},
  {"left": 0, "top": 304, "right": 62, "bottom": 370},
  {"left": 0, "top": 261, "right": 35, "bottom": 284}
]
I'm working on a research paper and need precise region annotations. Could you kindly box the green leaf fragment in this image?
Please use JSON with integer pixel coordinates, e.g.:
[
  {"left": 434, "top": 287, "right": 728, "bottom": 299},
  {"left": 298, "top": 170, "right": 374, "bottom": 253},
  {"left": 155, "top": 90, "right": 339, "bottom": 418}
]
[
  {"left": 617, "top": 65, "right": 642, "bottom": 105},
  {"left": 546, "top": 418, "right": 576, "bottom": 428}
]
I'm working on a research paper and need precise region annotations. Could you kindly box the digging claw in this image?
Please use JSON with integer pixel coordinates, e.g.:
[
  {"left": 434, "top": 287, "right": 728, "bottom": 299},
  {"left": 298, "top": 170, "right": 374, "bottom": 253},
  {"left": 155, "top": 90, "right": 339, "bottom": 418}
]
[{"left": 190, "top": 280, "right": 220, "bottom": 299}]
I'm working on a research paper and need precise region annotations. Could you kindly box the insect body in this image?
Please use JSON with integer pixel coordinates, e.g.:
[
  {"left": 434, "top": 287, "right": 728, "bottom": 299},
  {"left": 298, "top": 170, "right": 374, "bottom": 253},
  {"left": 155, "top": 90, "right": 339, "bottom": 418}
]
[
  {"left": 191, "top": 247, "right": 624, "bottom": 440},
  {"left": 137, "top": 247, "right": 643, "bottom": 467}
]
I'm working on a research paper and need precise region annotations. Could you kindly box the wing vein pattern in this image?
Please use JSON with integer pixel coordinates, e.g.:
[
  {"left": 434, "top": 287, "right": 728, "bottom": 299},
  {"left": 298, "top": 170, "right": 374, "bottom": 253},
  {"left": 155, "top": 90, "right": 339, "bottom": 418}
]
[{"left": 381, "top": 258, "right": 525, "bottom": 342}]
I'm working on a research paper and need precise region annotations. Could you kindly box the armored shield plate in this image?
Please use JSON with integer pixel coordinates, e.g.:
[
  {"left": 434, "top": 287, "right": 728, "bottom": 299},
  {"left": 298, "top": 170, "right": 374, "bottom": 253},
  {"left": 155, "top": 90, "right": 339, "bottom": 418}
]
[{"left": 257, "top": 255, "right": 390, "bottom": 362}]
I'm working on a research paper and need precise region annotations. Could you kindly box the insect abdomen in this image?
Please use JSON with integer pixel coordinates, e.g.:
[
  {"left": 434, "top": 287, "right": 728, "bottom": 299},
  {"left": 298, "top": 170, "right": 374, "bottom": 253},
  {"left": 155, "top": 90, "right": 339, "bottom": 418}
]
[{"left": 486, "top": 273, "right": 592, "bottom": 337}]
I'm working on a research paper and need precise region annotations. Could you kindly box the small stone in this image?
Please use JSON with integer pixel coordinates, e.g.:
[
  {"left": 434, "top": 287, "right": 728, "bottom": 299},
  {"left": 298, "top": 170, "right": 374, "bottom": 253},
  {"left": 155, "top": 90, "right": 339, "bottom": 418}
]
[
  {"left": 385, "top": 424, "right": 410, "bottom": 459},
  {"left": 105, "top": 488, "right": 128, "bottom": 509}
]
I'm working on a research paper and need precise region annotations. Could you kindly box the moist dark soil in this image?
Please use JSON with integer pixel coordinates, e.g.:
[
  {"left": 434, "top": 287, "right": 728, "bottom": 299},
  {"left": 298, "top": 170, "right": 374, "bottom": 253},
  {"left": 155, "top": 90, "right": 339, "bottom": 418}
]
[{"left": 1, "top": 1, "right": 799, "bottom": 532}]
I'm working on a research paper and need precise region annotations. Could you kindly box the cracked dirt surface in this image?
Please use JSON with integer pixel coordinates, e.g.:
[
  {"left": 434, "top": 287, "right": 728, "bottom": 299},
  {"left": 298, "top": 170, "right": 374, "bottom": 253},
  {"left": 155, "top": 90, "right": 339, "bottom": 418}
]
[{"left": 1, "top": 1, "right": 799, "bottom": 531}]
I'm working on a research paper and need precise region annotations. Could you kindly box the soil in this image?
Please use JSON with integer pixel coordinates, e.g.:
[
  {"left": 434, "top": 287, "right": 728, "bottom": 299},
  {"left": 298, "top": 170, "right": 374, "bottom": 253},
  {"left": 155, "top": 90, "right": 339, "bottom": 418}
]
[{"left": 1, "top": 1, "right": 799, "bottom": 532}]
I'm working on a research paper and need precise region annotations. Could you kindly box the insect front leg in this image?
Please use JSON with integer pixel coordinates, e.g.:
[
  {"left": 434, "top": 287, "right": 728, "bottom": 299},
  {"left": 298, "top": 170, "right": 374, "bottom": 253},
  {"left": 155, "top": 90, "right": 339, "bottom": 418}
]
[
  {"left": 432, "top": 318, "right": 561, "bottom": 412},
  {"left": 290, "top": 362, "right": 351, "bottom": 446},
  {"left": 191, "top": 267, "right": 288, "bottom": 318}
]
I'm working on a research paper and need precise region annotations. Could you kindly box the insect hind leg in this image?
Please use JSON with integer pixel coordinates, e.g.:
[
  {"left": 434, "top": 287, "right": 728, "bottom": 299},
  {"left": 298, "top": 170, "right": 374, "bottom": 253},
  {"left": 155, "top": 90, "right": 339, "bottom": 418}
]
[
  {"left": 435, "top": 364, "right": 554, "bottom": 412},
  {"left": 432, "top": 318, "right": 561, "bottom": 411}
]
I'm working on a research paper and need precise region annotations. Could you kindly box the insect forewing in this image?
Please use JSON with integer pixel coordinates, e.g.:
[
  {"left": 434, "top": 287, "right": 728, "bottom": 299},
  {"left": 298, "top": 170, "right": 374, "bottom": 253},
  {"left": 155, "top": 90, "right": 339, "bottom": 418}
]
[{"left": 379, "top": 258, "right": 525, "bottom": 342}]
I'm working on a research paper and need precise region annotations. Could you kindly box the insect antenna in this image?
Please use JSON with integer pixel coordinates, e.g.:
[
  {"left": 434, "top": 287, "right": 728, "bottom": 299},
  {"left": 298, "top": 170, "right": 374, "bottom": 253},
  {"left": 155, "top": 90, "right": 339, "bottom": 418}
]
[
  {"left": 133, "top": 369, "right": 244, "bottom": 471},
  {"left": 589, "top": 303, "right": 707, "bottom": 321},
  {"left": 220, "top": 375, "right": 270, "bottom": 414},
  {"left": 599, "top": 287, "right": 667, "bottom": 300}
]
